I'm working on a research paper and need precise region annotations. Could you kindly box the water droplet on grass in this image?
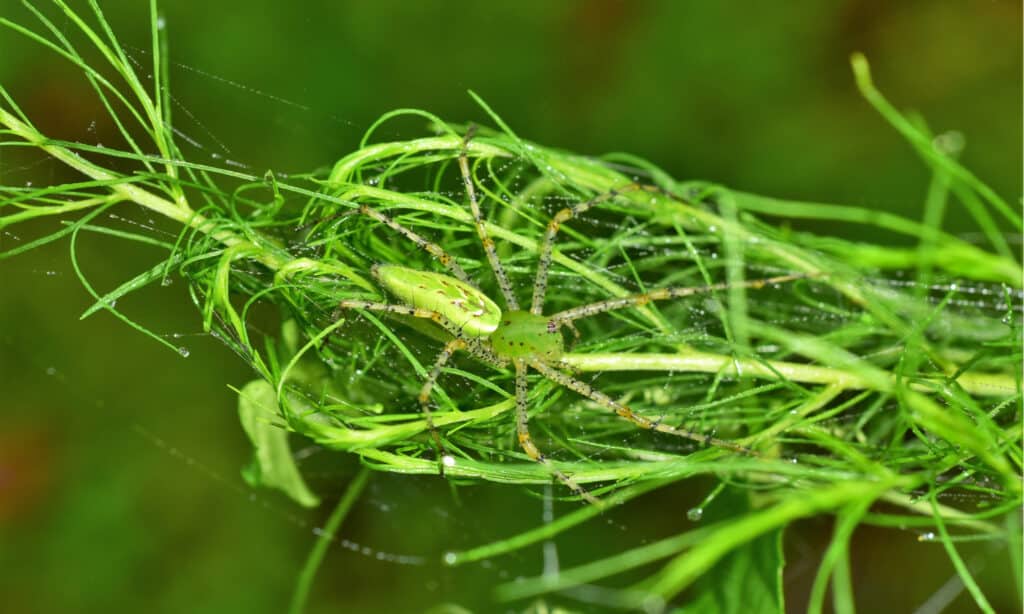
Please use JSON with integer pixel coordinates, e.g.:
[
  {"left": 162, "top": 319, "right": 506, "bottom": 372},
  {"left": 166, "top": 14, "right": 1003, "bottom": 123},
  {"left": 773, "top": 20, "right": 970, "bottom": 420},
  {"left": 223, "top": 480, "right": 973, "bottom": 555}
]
[
  {"left": 687, "top": 507, "right": 703, "bottom": 521},
  {"left": 178, "top": 346, "right": 190, "bottom": 357}
]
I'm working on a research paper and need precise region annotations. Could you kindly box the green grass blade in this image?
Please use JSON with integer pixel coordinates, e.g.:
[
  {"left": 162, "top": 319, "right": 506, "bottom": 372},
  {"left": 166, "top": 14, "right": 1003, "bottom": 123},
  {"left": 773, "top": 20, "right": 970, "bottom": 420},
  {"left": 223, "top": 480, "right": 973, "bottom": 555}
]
[
  {"left": 928, "top": 493, "right": 996, "bottom": 614},
  {"left": 288, "top": 468, "right": 370, "bottom": 614},
  {"left": 850, "top": 53, "right": 1021, "bottom": 239}
]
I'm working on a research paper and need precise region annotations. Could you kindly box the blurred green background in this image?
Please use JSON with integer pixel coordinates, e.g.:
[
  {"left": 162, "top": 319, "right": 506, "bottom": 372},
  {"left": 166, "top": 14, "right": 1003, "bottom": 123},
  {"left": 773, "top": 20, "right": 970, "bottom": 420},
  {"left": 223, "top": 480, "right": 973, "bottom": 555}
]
[{"left": 0, "top": 1, "right": 1019, "bottom": 612}]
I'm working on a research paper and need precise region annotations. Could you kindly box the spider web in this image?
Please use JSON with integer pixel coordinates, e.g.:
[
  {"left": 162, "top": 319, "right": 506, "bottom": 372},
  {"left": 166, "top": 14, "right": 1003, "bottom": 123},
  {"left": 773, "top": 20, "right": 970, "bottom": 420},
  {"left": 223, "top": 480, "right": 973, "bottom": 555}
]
[{"left": 1, "top": 4, "right": 1020, "bottom": 612}]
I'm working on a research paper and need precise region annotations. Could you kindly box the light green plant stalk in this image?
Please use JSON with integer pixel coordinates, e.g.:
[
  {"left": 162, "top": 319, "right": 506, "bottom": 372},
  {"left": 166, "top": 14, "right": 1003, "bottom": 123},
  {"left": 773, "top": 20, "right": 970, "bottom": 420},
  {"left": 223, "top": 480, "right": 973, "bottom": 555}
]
[{"left": 2, "top": 2, "right": 1021, "bottom": 612}]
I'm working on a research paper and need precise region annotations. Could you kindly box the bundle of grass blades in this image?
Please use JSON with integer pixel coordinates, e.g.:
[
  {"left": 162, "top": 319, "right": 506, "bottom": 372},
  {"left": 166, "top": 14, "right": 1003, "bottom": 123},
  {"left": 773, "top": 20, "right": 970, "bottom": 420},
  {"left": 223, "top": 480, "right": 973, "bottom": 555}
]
[
  {"left": 290, "top": 111, "right": 1010, "bottom": 466},
  {"left": 1, "top": 1, "right": 1020, "bottom": 611}
]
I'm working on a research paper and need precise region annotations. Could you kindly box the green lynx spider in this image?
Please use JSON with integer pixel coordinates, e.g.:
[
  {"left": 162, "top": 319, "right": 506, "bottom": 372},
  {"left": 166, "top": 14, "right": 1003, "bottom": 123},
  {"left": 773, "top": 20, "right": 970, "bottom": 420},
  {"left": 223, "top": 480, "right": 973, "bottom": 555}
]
[{"left": 338, "top": 133, "right": 802, "bottom": 506}]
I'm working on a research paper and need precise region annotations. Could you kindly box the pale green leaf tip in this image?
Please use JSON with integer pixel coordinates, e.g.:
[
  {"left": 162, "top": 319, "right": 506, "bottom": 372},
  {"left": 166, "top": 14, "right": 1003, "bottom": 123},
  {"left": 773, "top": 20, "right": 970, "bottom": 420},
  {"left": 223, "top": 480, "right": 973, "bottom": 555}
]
[{"left": 850, "top": 52, "right": 870, "bottom": 84}]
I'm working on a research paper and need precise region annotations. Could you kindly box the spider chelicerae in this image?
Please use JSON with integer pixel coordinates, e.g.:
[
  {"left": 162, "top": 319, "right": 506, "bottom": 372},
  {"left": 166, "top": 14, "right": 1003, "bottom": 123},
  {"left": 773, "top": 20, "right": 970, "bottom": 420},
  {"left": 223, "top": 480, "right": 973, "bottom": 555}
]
[{"left": 336, "top": 130, "right": 803, "bottom": 506}]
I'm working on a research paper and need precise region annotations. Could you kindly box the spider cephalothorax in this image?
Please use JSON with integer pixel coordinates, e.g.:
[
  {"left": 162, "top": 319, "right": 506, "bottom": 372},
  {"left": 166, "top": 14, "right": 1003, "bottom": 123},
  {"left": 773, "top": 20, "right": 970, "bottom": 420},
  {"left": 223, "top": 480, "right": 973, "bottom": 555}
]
[{"left": 489, "top": 311, "right": 563, "bottom": 361}]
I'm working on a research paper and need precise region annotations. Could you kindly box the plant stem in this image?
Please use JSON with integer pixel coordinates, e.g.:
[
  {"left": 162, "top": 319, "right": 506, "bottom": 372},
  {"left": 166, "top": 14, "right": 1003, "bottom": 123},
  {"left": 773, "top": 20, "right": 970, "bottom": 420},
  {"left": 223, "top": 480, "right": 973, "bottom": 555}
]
[
  {"left": 562, "top": 351, "right": 1015, "bottom": 398},
  {"left": 0, "top": 107, "right": 286, "bottom": 271},
  {"left": 288, "top": 467, "right": 370, "bottom": 614}
]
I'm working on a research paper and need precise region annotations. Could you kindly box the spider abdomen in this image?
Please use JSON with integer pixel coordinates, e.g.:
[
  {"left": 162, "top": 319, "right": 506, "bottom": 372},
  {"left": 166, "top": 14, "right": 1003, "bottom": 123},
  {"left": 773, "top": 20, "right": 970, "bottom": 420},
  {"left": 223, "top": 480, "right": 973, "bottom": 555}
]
[
  {"left": 373, "top": 263, "right": 501, "bottom": 338},
  {"left": 491, "top": 310, "right": 564, "bottom": 360}
]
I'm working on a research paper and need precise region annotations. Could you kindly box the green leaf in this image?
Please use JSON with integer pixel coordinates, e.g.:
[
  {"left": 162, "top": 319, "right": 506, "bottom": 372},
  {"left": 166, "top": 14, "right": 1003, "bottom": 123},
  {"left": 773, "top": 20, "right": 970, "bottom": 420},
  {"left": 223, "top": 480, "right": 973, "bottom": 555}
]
[
  {"left": 675, "top": 527, "right": 785, "bottom": 614},
  {"left": 238, "top": 379, "right": 320, "bottom": 508}
]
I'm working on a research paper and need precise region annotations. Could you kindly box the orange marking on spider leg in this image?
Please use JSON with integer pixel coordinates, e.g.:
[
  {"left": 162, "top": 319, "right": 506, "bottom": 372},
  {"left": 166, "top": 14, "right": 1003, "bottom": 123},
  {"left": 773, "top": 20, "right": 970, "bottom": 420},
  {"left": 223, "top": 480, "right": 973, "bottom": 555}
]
[
  {"left": 616, "top": 407, "right": 637, "bottom": 420},
  {"left": 554, "top": 209, "right": 573, "bottom": 223}
]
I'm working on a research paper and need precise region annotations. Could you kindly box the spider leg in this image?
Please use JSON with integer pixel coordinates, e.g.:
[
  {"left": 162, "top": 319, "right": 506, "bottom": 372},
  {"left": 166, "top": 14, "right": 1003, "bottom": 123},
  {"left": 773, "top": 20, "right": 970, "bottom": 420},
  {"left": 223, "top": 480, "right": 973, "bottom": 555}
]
[
  {"left": 564, "top": 319, "right": 582, "bottom": 351},
  {"left": 529, "top": 360, "right": 759, "bottom": 457},
  {"left": 459, "top": 128, "right": 521, "bottom": 311},
  {"left": 418, "top": 338, "right": 466, "bottom": 476},
  {"left": 513, "top": 359, "right": 603, "bottom": 507},
  {"left": 548, "top": 273, "right": 808, "bottom": 326},
  {"left": 351, "top": 204, "right": 475, "bottom": 285},
  {"left": 298, "top": 198, "right": 476, "bottom": 285},
  {"left": 337, "top": 303, "right": 508, "bottom": 470},
  {"left": 531, "top": 183, "right": 664, "bottom": 315},
  {"left": 336, "top": 300, "right": 504, "bottom": 365}
]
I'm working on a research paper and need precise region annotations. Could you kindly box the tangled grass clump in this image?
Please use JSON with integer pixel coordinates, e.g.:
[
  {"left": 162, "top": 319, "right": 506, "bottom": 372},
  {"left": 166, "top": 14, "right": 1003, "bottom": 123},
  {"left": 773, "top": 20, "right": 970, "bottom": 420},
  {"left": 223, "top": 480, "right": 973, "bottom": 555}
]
[{"left": 1, "top": 2, "right": 1019, "bottom": 611}]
